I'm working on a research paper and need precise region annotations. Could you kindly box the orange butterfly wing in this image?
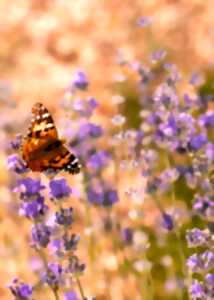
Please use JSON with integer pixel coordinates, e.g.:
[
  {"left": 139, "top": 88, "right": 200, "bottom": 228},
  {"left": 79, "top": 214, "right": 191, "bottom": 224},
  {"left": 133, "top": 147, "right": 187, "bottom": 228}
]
[{"left": 22, "top": 102, "right": 81, "bottom": 174}]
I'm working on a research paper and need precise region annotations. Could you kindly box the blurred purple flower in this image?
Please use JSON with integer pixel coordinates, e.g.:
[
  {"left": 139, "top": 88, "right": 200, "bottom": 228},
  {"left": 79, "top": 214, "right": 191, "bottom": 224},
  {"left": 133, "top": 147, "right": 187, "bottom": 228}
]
[
  {"left": 103, "top": 189, "right": 119, "bottom": 207},
  {"left": 137, "top": 16, "right": 152, "bottom": 27},
  {"left": 63, "top": 233, "right": 80, "bottom": 251},
  {"left": 16, "top": 177, "right": 45, "bottom": 197},
  {"left": 205, "top": 273, "right": 214, "bottom": 287},
  {"left": 189, "top": 280, "right": 204, "bottom": 300},
  {"left": 72, "top": 97, "right": 98, "bottom": 117},
  {"left": 162, "top": 213, "right": 174, "bottom": 231},
  {"left": 7, "top": 154, "right": 28, "bottom": 174},
  {"left": 10, "top": 134, "right": 22, "bottom": 150},
  {"left": 64, "top": 290, "right": 79, "bottom": 300},
  {"left": 31, "top": 223, "right": 52, "bottom": 248},
  {"left": 43, "top": 262, "right": 64, "bottom": 289},
  {"left": 55, "top": 207, "right": 74, "bottom": 227},
  {"left": 20, "top": 195, "right": 48, "bottom": 219},
  {"left": 199, "top": 111, "right": 214, "bottom": 128},
  {"left": 67, "top": 257, "right": 85, "bottom": 274},
  {"left": 78, "top": 122, "right": 103, "bottom": 140},
  {"left": 186, "top": 228, "right": 211, "bottom": 248},
  {"left": 151, "top": 49, "right": 167, "bottom": 63},
  {"left": 9, "top": 278, "right": 33, "bottom": 300},
  {"left": 71, "top": 70, "right": 89, "bottom": 90},
  {"left": 87, "top": 186, "right": 104, "bottom": 205},
  {"left": 193, "top": 194, "right": 214, "bottom": 220},
  {"left": 49, "top": 178, "right": 71, "bottom": 199},
  {"left": 121, "top": 228, "right": 133, "bottom": 245},
  {"left": 87, "top": 150, "right": 111, "bottom": 170},
  {"left": 189, "top": 133, "right": 207, "bottom": 151}
]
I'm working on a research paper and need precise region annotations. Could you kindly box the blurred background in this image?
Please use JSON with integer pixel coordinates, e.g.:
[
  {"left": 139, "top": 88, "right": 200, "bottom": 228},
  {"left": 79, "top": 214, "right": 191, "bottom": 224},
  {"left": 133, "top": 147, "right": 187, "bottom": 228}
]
[{"left": 0, "top": 1, "right": 213, "bottom": 299}]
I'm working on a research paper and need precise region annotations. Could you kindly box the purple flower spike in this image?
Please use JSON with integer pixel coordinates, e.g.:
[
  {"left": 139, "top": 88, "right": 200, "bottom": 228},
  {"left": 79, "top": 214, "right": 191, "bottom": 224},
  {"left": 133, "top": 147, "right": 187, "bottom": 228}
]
[
  {"left": 88, "top": 150, "right": 110, "bottom": 170},
  {"left": 72, "top": 70, "right": 89, "bottom": 90},
  {"left": 103, "top": 189, "right": 119, "bottom": 206},
  {"left": 55, "top": 207, "right": 74, "bottom": 226},
  {"left": 16, "top": 177, "right": 45, "bottom": 197},
  {"left": 189, "top": 133, "right": 207, "bottom": 151},
  {"left": 43, "top": 262, "right": 64, "bottom": 289},
  {"left": 162, "top": 213, "right": 174, "bottom": 231},
  {"left": 121, "top": 228, "right": 133, "bottom": 245},
  {"left": 9, "top": 278, "right": 33, "bottom": 300},
  {"left": 64, "top": 290, "right": 79, "bottom": 300},
  {"left": 49, "top": 178, "right": 71, "bottom": 199},
  {"left": 7, "top": 154, "right": 28, "bottom": 174},
  {"left": 189, "top": 279, "right": 204, "bottom": 300},
  {"left": 31, "top": 223, "right": 51, "bottom": 248},
  {"left": 20, "top": 195, "right": 48, "bottom": 219},
  {"left": 10, "top": 134, "right": 22, "bottom": 150},
  {"left": 87, "top": 187, "right": 104, "bottom": 205}
]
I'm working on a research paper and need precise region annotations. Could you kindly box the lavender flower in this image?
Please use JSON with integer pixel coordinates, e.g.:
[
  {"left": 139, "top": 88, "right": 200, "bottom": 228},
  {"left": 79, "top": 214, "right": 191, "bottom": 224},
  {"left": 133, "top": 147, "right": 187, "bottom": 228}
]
[
  {"left": 55, "top": 207, "right": 74, "bottom": 227},
  {"left": 186, "top": 228, "right": 211, "bottom": 248},
  {"left": 31, "top": 223, "right": 52, "bottom": 248},
  {"left": 16, "top": 177, "right": 45, "bottom": 198},
  {"left": 64, "top": 290, "right": 79, "bottom": 300},
  {"left": 19, "top": 195, "right": 48, "bottom": 219},
  {"left": 49, "top": 178, "right": 71, "bottom": 200},
  {"left": 71, "top": 70, "right": 89, "bottom": 90},
  {"left": 162, "top": 213, "right": 174, "bottom": 231},
  {"left": 121, "top": 228, "right": 133, "bottom": 245},
  {"left": 43, "top": 262, "right": 64, "bottom": 290},
  {"left": 9, "top": 278, "right": 33, "bottom": 300},
  {"left": 7, "top": 154, "right": 28, "bottom": 174}
]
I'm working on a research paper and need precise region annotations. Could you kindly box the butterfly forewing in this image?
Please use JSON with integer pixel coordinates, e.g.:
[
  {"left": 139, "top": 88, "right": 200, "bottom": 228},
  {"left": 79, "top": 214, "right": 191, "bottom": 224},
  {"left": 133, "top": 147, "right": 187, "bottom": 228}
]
[{"left": 22, "top": 102, "right": 81, "bottom": 174}]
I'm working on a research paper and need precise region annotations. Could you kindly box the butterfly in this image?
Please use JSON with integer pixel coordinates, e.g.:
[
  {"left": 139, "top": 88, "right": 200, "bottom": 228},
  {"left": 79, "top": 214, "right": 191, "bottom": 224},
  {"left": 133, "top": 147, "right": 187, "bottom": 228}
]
[{"left": 21, "top": 102, "right": 81, "bottom": 174}]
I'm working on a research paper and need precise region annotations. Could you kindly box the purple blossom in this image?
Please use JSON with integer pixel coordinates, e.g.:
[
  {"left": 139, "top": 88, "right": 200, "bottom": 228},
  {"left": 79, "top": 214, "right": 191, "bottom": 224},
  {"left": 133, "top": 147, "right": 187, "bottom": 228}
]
[
  {"left": 72, "top": 97, "right": 98, "bottom": 117},
  {"left": 87, "top": 150, "right": 111, "bottom": 170},
  {"left": 205, "top": 273, "right": 214, "bottom": 287},
  {"left": 31, "top": 223, "right": 52, "bottom": 248},
  {"left": 20, "top": 195, "right": 48, "bottom": 219},
  {"left": 189, "top": 133, "right": 208, "bottom": 151},
  {"left": 16, "top": 177, "right": 45, "bottom": 197},
  {"left": 7, "top": 154, "right": 28, "bottom": 174},
  {"left": 150, "top": 49, "right": 167, "bottom": 63},
  {"left": 87, "top": 186, "right": 104, "bottom": 205},
  {"left": 103, "top": 190, "right": 119, "bottom": 207},
  {"left": 43, "top": 262, "right": 64, "bottom": 289},
  {"left": 199, "top": 111, "right": 214, "bottom": 128},
  {"left": 121, "top": 228, "right": 133, "bottom": 245},
  {"left": 55, "top": 207, "right": 74, "bottom": 227},
  {"left": 189, "top": 280, "right": 204, "bottom": 300},
  {"left": 78, "top": 122, "right": 103, "bottom": 140},
  {"left": 67, "top": 257, "right": 85, "bottom": 274},
  {"left": 64, "top": 290, "right": 79, "bottom": 300},
  {"left": 186, "top": 228, "right": 211, "bottom": 248},
  {"left": 162, "top": 213, "right": 174, "bottom": 231},
  {"left": 71, "top": 70, "right": 89, "bottom": 90},
  {"left": 193, "top": 194, "right": 214, "bottom": 220},
  {"left": 10, "top": 134, "right": 22, "bottom": 150},
  {"left": 9, "top": 278, "right": 33, "bottom": 300},
  {"left": 63, "top": 233, "right": 80, "bottom": 251},
  {"left": 49, "top": 178, "right": 71, "bottom": 199}
]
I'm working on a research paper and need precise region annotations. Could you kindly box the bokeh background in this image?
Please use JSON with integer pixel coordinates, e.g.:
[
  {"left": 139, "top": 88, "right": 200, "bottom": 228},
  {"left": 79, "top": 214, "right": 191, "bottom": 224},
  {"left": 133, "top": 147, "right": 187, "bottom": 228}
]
[{"left": 0, "top": 1, "right": 213, "bottom": 299}]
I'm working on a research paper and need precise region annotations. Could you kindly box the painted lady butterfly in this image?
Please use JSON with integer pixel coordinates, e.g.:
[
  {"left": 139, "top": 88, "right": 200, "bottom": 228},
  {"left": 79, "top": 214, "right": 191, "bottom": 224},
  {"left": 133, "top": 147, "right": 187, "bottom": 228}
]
[{"left": 21, "top": 102, "right": 81, "bottom": 174}]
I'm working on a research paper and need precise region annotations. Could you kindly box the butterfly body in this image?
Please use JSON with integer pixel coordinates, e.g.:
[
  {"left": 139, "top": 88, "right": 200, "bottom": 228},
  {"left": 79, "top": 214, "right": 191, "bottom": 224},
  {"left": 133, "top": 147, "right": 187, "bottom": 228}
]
[{"left": 21, "top": 102, "right": 81, "bottom": 174}]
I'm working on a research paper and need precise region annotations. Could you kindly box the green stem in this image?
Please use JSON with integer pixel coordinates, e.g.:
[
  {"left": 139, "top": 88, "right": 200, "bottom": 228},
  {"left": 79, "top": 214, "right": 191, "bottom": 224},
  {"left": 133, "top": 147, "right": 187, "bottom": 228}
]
[
  {"left": 52, "top": 288, "right": 60, "bottom": 300},
  {"left": 75, "top": 274, "right": 85, "bottom": 300}
]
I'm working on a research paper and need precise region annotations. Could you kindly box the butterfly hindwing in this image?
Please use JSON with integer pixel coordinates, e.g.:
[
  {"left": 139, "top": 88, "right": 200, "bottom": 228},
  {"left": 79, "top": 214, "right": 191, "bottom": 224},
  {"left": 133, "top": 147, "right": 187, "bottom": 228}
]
[{"left": 21, "top": 102, "right": 81, "bottom": 174}]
